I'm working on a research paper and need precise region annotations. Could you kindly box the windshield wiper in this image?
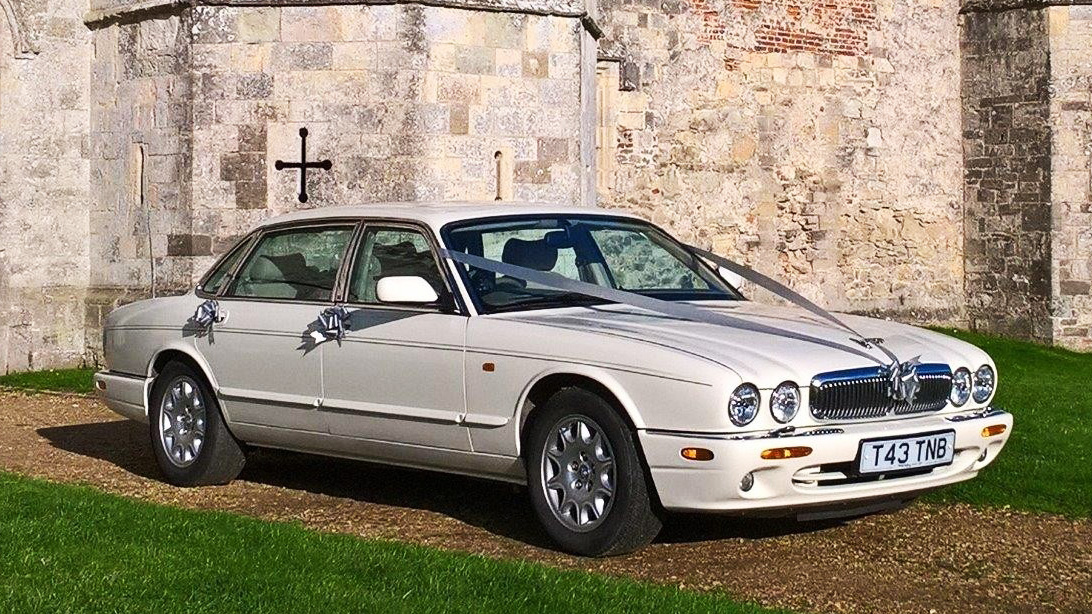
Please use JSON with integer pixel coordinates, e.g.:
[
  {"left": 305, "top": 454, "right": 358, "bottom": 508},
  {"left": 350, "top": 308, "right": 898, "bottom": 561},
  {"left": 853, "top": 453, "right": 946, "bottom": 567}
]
[{"left": 489, "top": 292, "right": 611, "bottom": 312}]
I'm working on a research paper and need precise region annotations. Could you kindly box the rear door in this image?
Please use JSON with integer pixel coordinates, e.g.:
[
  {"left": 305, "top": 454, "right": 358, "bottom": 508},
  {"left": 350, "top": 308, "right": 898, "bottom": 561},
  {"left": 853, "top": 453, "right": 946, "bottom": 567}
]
[{"left": 196, "top": 222, "right": 357, "bottom": 435}]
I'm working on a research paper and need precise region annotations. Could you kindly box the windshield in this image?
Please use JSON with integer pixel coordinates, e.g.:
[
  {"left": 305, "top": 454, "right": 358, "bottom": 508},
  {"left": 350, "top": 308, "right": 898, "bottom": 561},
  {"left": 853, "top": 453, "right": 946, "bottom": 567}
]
[{"left": 442, "top": 215, "right": 743, "bottom": 314}]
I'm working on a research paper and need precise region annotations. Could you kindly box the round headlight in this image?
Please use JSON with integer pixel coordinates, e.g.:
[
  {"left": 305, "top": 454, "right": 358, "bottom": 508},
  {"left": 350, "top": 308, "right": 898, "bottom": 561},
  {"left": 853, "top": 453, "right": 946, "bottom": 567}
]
[
  {"left": 950, "top": 367, "right": 971, "bottom": 407},
  {"left": 770, "top": 381, "right": 801, "bottom": 423},
  {"left": 729, "top": 384, "right": 760, "bottom": 427},
  {"left": 972, "top": 365, "right": 995, "bottom": 403}
]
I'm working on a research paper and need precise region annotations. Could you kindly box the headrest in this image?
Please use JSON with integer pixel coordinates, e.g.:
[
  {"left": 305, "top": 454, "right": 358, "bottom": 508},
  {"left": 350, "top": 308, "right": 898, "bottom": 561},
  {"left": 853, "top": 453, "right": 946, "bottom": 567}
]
[
  {"left": 502, "top": 238, "right": 558, "bottom": 271},
  {"left": 249, "top": 255, "right": 285, "bottom": 281},
  {"left": 265, "top": 253, "right": 308, "bottom": 278},
  {"left": 372, "top": 241, "right": 419, "bottom": 262}
]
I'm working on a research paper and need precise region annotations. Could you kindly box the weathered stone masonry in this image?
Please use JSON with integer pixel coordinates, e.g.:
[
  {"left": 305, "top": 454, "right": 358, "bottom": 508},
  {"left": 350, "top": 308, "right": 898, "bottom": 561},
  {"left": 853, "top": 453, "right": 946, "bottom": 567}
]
[
  {"left": 596, "top": 0, "right": 966, "bottom": 321},
  {"left": 960, "top": 6, "right": 1053, "bottom": 341},
  {"left": 961, "top": 0, "right": 1092, "bottom": 350},
  {"left": 0, "top": 0, "right": 1091, "bottom": 372}
]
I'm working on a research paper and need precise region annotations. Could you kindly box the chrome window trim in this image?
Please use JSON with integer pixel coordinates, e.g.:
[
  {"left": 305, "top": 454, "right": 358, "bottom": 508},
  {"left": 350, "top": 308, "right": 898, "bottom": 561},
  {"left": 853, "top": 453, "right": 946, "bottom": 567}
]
[
  {"left": 195, "top": 231, "right": 259, "bottom": 299},
  {"left": 218, "top": 219, "right": 363, "bottom": 306}
]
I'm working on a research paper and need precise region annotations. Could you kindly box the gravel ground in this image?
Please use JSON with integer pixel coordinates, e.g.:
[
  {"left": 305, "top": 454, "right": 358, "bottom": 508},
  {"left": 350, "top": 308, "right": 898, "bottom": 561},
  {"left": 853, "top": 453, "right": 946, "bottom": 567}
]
[{"left": 1, "top": 390, "right": 1089, "bottom": 614}]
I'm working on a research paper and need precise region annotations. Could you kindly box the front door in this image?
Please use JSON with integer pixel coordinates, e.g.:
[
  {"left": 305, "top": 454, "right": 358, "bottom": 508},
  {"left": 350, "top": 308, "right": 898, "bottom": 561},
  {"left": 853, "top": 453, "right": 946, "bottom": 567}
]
[
  {"left": 196, "top": 222, "right": 357, "bottom": 435},
  {"left": 322, "top": 224, "right": 471, "bottom": 451}
]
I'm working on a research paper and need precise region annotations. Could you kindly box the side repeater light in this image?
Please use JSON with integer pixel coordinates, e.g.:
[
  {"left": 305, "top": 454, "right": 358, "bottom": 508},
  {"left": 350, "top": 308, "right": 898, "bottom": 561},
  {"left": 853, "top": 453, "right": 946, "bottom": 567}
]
[
  {"left": 760, "top": 446, "right": 813, "bottom": 460},
  {"left": 981, "top": 424, "right": 1007, "bottom": 437},
  {"left": 681, "top": 447, "right": 715, "bottom": 461}
]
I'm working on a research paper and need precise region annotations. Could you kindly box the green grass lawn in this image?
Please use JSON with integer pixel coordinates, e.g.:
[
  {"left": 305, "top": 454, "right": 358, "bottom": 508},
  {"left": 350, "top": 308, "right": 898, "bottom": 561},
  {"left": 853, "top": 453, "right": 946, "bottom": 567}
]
[
  {"left": 1, "top": 328, "right": 1089, "bottom": 518},
  {"left": 0, "top": 472, "right": 780, "bottom": 614},
  {"left": 923, "top": 328, "right": 1092, "bottom": 517},
  {"left": 0, "top": 367, "right": 95, "bottom": 395}
]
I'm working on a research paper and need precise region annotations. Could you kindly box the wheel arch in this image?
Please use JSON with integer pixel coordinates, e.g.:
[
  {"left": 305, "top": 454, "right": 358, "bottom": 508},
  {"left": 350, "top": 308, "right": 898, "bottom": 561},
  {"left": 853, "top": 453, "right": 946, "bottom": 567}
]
[
  {"left": 515, "top": 367, "right": 664, "bottom": 511},
  {"left": 515, "top": 367, "right": 645, "bottom": 457},
  {"left": 145, "top": 345, "right": 220, "bottom": 411}
]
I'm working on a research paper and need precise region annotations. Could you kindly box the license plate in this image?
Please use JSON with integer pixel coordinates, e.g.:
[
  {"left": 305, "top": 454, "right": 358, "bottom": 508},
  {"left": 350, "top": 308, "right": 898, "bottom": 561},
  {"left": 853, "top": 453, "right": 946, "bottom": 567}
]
[{"left": 858, "top": 431, "right": 955, "bottom": 475}]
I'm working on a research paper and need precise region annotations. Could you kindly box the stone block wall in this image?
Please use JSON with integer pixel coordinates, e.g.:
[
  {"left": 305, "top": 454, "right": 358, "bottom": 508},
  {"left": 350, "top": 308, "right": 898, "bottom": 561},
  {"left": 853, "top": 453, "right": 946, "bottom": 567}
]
[
  {"left": 960, "top": 6, "right": 1053, "bottom": 341},
  {"left": 1048, "top": 5, "right": 1092, "bottom": 351},
  {"left": 0, "top": 0, "right": 91, "bottom": 372},
  {"left": 596, "top": 0, "right": 966, "bottom": 322},
  {"left": 86, "top": 10, "right": 196, "bottom": 359},
  {"left": 185, "top": 4, "right": 585, "bottom": 277}
]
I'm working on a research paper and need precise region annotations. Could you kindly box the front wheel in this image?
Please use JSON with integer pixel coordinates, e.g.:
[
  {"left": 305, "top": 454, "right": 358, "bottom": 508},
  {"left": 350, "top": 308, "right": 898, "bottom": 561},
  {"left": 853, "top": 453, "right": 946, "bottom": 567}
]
[
  {"left": 526, "top": 388, "right": 662, "bottom": 556},
  {"left": 149, "top": 361, "right": 245, "bottom": 486}
]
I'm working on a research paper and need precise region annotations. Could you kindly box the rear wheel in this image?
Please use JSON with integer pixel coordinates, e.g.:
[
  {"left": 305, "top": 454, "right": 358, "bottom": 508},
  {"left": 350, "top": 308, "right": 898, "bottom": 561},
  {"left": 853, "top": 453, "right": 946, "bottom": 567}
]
[
  {"left": 149, "top": 361, "right": 245, "bottom": 486},
  {"left": 526, "top": 387, "right": 661, "bottom": 556}
]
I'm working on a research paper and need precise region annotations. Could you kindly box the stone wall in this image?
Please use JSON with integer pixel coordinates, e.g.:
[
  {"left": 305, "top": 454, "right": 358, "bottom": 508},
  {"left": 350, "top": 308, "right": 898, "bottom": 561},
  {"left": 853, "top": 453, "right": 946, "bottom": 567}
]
[
  {"left": 181, "top": 4, "right": 586, "bottom": 278},
  {"left": 0, "top": 0, "right": 91, "bottom": 372},
  {"left": 1048, "top": 4, "right": 1092, "bottom": 351},
  {"left": 960, "top": 6, "right": 1053, "bottom": 342},
  {"left": 86, "top": 10, "right": 196, "bottom": 360},
  {"left": 595, "top": 0, "right": 966, "bottom": 322}
]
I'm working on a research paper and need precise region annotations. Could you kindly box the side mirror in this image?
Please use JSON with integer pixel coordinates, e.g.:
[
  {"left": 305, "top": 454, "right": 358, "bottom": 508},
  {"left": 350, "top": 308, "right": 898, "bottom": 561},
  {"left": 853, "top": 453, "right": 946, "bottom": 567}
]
[
  {"left": 376, "top": 276, "right": 440, "bottom": 304},
  {"left": 718, "top": 266, "right": 744, "bottom": 289}
]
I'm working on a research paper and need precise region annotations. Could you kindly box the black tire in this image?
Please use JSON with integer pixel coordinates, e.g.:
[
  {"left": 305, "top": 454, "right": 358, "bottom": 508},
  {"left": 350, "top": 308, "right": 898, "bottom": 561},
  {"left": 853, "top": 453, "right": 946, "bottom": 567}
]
[
  {"left": 149, "top": 361, "right": 245, "bottom": 486},
  {"left": 526, "top": 387, "right": 662, "bottom": 556}
]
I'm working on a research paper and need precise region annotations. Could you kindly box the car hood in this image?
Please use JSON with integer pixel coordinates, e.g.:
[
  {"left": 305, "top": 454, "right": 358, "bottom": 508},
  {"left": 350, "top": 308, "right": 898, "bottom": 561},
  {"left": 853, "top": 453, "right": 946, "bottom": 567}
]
[{"left": 498, "top": 302, "right": 990, "bottom": 386}]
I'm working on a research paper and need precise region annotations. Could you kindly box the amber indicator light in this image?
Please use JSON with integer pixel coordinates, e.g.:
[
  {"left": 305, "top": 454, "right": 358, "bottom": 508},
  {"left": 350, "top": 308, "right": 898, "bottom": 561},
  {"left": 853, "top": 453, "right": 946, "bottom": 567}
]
[
  {"left": 981, "top": 424, "right": 1007, "bottom": 437},
  {"left": 760, "top": 446, "right": 813, "bottom": 460},
  {"left": 681, "top": 447, "right": 714, "bottom": 461},
  {"left": 482, "top": 362, "right": 496, "bottom": 372}
]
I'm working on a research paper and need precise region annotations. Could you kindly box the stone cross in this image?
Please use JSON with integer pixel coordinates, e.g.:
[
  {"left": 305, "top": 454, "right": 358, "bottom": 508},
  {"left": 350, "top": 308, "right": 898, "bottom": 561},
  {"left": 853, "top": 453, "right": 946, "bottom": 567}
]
[{"left": 274, "top": 127, "right": 332, "bottom": 203}]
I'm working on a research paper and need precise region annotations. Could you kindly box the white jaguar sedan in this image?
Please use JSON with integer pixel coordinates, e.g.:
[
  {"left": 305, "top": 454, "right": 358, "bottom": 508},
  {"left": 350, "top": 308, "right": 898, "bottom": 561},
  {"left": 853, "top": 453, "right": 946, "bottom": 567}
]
[{"left": 95, "top": 203, "right": 1012, "bottom": 556}]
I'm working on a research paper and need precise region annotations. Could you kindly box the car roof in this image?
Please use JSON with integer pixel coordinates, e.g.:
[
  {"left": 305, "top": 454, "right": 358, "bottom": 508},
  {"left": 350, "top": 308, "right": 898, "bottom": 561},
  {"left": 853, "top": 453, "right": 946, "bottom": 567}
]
[{"left": 258, "top": 202, "right": 645, "bottom": 231}]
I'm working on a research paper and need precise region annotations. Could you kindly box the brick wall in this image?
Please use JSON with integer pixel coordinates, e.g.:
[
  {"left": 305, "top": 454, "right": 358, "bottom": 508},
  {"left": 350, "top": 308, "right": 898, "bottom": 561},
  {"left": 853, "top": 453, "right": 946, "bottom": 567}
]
[
  {"left": 694, "top": 0, "right": 877, "bottom": 58},
  {"left": 960, "top": 7, "right": 1053, "bottom": 342}
]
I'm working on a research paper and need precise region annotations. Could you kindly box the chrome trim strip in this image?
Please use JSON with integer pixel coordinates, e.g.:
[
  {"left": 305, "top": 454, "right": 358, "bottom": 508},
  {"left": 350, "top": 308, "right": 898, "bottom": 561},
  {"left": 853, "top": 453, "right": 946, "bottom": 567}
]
[
  {"left": 945, "top": 406, "right": 1008, "bottom": 422},
  {"left": 643, "top": 426, "right": 846, "bottom": 440},
  {"left": 809, "top": 362, "right": 952, "bottom": 388}
]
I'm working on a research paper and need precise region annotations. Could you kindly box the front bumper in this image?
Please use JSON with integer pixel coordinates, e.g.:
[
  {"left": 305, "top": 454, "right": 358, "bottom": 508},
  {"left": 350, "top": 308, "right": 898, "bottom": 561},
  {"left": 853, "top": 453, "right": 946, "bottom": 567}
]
[
  {"left": 639, "top": 408, "right": 1012, "bottom": 513},
  {"left": 93, "top": 370, "right": 152, "bottom": 424}
]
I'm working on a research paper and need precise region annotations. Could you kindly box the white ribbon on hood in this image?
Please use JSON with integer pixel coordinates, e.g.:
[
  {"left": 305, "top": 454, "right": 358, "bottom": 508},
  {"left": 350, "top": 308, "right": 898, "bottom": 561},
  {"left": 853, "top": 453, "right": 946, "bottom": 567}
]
[{"left": 440, "top": 248, "right": 902, "bottom": 367}]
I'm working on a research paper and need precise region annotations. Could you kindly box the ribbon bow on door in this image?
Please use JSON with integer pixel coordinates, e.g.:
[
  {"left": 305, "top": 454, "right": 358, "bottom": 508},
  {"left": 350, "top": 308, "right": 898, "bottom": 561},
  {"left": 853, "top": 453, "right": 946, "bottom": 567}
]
[{"left": 311, "top": 305, "right": 351, "bottom": 344}]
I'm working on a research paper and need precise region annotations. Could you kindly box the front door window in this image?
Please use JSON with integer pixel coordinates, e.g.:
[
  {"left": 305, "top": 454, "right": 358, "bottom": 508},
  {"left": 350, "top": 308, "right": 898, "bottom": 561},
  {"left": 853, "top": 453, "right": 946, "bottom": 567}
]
[{"left": 346, "top": 227, "right": 446, "bottom": 305}]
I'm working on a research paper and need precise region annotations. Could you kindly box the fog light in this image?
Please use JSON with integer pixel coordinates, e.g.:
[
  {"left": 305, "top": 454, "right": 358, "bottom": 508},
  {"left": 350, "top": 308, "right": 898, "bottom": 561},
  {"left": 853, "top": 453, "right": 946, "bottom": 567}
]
[
  {"left": 95, "top": 379, "right": 106, "bottom": 391},
  {"left": 760, "top": 446, "right": 813, "bottom": 460},
  {"left": 981, "top": 424, "right": 1007, "bottom": 437},
  {"left": 740, "top": 472, "right": 754, "bottom": 492},
  {"left": 681, "top": 447, "right": 714, "bottom": 461}
]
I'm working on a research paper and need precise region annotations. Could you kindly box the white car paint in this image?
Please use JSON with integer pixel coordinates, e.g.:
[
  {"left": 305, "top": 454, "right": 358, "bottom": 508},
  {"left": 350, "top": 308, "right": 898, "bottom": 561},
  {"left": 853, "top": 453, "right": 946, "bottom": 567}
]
[{"left": 95, "top": 202, "right": 1012, "bottom": 514}]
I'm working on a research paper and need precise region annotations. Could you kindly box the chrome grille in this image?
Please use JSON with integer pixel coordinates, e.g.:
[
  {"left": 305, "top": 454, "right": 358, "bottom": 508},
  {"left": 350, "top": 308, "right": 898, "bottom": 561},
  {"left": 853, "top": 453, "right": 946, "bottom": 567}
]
[{"left": 810, "top": 364, "right": 952, "bottom": 421}]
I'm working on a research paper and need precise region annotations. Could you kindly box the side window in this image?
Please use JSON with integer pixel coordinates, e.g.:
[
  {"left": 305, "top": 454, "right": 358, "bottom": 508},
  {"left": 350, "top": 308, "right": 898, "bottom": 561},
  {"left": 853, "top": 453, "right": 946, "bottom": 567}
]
[
  {"left": 228, "top": 226, "right": 354, "bottom": 301},
  {"left": 201, "top": 237, "right": 251, "bottom": 295},
  {"left": 348, "top": 227, "right": 445, "bottom": 304},
  {"left": 592, "top": 228, "right": 710, "bottom": 291}
]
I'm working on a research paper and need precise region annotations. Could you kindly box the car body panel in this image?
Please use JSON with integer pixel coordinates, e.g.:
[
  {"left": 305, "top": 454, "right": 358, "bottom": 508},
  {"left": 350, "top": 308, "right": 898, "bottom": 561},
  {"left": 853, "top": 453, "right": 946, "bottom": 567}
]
[
  {"left": 322, "top": 308, "right": 473, "bottom": 451},
  {"left": 96, "top": 202, "right": 1011, "bottom": 513}
]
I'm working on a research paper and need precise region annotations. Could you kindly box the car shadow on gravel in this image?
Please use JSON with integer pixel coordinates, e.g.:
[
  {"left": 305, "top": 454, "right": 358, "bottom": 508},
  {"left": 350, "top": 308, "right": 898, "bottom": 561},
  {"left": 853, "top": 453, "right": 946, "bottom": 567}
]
[{"left": 38, "top": 420, "right": 851, "bottom": 550}]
